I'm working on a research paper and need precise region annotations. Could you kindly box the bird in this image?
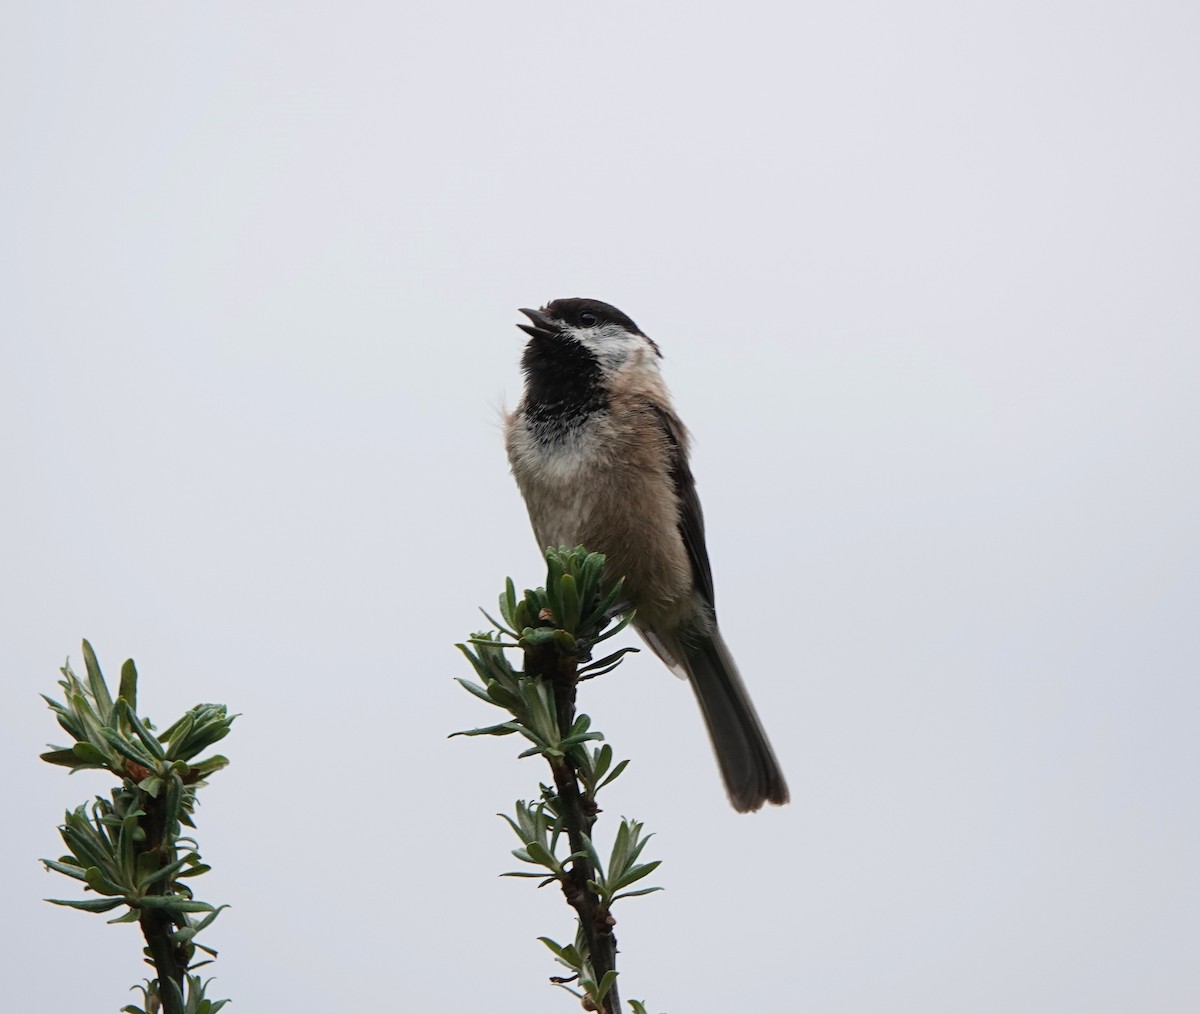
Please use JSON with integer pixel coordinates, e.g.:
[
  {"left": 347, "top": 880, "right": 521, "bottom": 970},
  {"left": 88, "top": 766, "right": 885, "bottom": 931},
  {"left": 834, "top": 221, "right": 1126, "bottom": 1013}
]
[{"left": 504, "top": 297, "right": 789, "bottom": 812}]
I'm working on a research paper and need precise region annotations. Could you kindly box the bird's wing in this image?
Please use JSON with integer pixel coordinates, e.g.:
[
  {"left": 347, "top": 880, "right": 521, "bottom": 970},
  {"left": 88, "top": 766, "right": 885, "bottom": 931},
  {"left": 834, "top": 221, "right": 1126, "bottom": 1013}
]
[{"left": 650, "top": 404, "right": 716, "bottom": 610}]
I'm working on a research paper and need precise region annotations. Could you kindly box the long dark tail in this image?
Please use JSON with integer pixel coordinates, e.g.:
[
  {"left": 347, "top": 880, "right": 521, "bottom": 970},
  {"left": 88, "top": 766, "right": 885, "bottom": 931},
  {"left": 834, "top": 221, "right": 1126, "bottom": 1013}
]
[{"left": 680, "top": 629, "right": 789, "bottom": 812}]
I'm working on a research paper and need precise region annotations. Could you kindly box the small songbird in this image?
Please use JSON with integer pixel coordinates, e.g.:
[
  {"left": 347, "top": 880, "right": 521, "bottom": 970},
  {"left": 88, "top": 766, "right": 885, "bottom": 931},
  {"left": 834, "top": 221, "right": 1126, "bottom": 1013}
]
[{"left": 505, "top": 297, "right": 789, "bottom": 812}]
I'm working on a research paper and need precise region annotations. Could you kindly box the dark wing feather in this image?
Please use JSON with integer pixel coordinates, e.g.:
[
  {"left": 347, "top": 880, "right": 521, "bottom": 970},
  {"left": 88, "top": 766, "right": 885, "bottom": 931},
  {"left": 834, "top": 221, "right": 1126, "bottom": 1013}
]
[
  {"left": 651, "top": 404, "right": 788, "bottom": 810},
  {"left": 651, "top": 405, "right": 716, "bottom": 610}
]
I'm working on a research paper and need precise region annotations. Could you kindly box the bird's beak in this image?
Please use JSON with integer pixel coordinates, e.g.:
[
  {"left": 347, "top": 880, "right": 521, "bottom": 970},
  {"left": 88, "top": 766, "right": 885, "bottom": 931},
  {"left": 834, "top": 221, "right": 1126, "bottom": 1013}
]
[{"left": 517, "top": 307, "right": 558, "bottom": 340}]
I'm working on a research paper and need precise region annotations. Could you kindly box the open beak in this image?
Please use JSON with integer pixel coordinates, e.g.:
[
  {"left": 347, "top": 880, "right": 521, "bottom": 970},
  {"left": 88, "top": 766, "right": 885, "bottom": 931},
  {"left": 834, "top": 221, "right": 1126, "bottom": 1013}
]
[{"left": 517, "top": 307, "right": 558, "bottom": 340}]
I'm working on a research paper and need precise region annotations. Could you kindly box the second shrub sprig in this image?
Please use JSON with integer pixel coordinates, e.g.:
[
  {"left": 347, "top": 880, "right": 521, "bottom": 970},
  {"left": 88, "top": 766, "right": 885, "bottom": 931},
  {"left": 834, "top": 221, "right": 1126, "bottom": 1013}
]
[{"left": 41, "top": 640, "right": 234, "bottom": 1014}]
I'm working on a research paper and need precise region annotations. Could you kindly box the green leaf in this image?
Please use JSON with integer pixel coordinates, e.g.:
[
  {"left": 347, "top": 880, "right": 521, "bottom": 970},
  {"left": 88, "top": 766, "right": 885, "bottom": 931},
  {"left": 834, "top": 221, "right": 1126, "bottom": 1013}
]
[
  {"left": 595, "top": 609, "right": 636, "bottom": 643},
  {"left": 591, "top": 743, "right": 612, "bottom": 782},
  {"left": 612, "top": 886, "right": 665, "bottom": 901},
  {"left": 72, "top": 741, "right": 110, "bottom": 764},
  {"left": 449, "top": 721, "right": 520, "bottom": 738},
  {"left": 164, "top": 978, "right": 186, "bottom": 1010},
  {"left": 611, "top": 860, "right": 662, "bottom": 892},
  {"left": 117, "top": 813, "right": 139, "bottom": 881},
  {"left": 46, "top": 896, "right": 127, "bottom": 913},
  {"left": 98, "top": 727, "right": 155, "bottom": 768},
  {"left": 68, "top": 693, "right": 109, "bottom": 750},
  {"left": 538, "top": 936, "right": 582, "bottom": 969},
  {"left": 118, "top": 658, "right": 138, "bottom": 713},
  {"left": 189, "top": 755, "right": 230, "bottom": 779},
  {"left": 82, "top": 639, "right": 114, "bottom": 717},
  {"left": 455, "top": 643, "right": 496, "bottom": 683},
  {"left": 497, "top": 812, "right": 524, "bottom": 841},
  {"left": 598, "top": 758, "right": 630, "bottom": 789},
  {"left": 609, "top": 821, "right": 631, "bottom": 879},
  {"left": 559, "top": 572, "right": 581, "bottom": 631},
  {"left": 189, "top": 904, "right": 229, "bottom": 933},
  {"left": 120, "top": 701, "right": 166, "bottom": 760},
  {"left": 580, "top": 833, "right": 604, "bottom": 877},
  {"left": 521, "top": 626, "right": 557, "bottom": 647},
  {"left": 136, "top": 896, "right": 216, "bottom": 913},
  {"left": 523, "top": 840, "right": 563, "bottom": 872},
  {"left": 595, "top": 969, "right": 619, "bottom": 1002},
  {"left": 501, "top": 577, "right": 519, "bottom": 628},
  {"left": 579, "top": 646, "right": 640, "bottom": 678},
  {"left": 41, "top": 858, "right": 89, "bottom": 881},
  {"left": 136, "top": 851, "right": 202, "bottom": 891},
  {"left": 84, "top": 865, "right": 129, "bottom": 897},
  {"left": 159, "top": 703, "right": 235, "bottom": 761},
  {"left": 583, "top": 576, "right": 624, "bottom": 628},
  {"left": 135, "top": 851, "right": 160, "bottom": 885},
  {"left": 39, "top": 746, "right": 99, "bottom": 769},
  {"left": 59, "top": 814, "right": 113, "bottom": 871},
  {"left": 560, "top": 731, "right": 605, "bottom": 751},
  {"left": 478, "top": 607, "right": 519, "bottom": 638},
  {"left": 454, "top": 677, "right": 497, "bottom": 706},
  {"left": 545, "top": 550, "right": 565, "bottom": 603},
  {"left": 165, "top": 713, "right": 197, "bottom": 756}
]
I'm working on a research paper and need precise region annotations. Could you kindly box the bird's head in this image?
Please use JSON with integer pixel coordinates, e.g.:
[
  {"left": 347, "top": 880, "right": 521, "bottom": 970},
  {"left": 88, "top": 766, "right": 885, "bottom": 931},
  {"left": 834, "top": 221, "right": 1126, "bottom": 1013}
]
[{"left": 517, "top": 298, "right": 661, "bottom": 375}]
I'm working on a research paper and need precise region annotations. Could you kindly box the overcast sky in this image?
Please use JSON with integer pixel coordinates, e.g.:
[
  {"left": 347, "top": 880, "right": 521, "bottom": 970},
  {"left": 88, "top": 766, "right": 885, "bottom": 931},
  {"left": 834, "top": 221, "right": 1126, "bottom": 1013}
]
[{"left": 3, "top": 3, "right": 1198, "bottom": 1012}]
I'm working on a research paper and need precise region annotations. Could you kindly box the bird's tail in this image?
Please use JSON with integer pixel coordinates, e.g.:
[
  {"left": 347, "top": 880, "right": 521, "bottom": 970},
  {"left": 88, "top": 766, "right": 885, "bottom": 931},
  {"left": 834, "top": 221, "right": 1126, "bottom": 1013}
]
[{"left": 678, "top": 628, "right": 789, "bottom": 812}]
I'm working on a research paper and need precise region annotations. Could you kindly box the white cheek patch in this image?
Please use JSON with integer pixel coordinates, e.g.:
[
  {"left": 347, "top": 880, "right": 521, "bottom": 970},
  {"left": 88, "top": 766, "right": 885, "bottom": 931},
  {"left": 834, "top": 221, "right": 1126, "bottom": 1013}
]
[{"left": 573, "top": 325, "right": 652, "bottom": 370}]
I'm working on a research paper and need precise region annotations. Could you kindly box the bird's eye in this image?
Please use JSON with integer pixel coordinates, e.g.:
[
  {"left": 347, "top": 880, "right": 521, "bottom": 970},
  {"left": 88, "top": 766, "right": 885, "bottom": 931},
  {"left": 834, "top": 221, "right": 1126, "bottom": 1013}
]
[{"left": 578, "top": 311, "right": 599, "bottom": 327}]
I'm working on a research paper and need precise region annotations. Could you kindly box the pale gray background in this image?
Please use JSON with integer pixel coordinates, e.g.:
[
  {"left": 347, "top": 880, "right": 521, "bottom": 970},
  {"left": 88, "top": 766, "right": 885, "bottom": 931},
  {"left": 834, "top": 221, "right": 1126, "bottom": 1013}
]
[{"left": 3, "top": 3, "right": 1197, "bottom": 1011}]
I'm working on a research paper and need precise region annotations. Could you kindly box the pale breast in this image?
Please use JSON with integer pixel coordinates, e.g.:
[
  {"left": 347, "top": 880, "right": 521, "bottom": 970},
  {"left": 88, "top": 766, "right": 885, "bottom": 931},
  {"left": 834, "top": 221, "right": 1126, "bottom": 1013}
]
[{"left": 506, "top": 404, "right": 695, "bottom": 630}]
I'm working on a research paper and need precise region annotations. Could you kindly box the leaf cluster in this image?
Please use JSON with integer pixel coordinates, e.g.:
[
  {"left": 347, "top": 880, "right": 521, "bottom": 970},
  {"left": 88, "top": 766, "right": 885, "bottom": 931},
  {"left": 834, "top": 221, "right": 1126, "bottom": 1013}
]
[
  {"left": 540, "top": 928, "right": 619, "bottom": 1008},
  {"left": 41, "top": 639, "right": 232, "bottom": 783},
  {"left": 497, "top": 785, "right": 657, "bottom": 904},
  {"left": 126, "top": 974, "right": 228, "bottom": 1014},
  {"left": 477, "top": 546, "right": 639, "bottom": 665},
  {"left": 454, "top": 548, "right": 639, "bottom": 756}
]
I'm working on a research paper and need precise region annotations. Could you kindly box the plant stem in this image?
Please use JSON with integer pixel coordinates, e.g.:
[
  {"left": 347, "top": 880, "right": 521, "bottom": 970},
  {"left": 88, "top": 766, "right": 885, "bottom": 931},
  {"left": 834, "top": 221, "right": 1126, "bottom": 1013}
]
[
  {"left": 527, "top": 642, "right": 621, "bottom": 1014},
  {"left": 140, "top": 909, "right": 185, "bottom": 1014},
  {"left": 138, "top": 780, "right": 186, "bottom": 1014}
]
